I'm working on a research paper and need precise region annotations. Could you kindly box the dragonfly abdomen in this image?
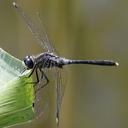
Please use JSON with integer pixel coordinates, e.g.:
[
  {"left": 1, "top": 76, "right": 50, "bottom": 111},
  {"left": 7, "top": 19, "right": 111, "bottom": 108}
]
[{"left": 64, "top": 59, "right": 118, "bottom": 66}]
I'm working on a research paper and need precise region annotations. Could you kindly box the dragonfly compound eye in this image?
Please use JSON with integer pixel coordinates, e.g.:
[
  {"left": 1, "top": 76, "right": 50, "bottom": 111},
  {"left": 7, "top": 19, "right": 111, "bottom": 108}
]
[{"left": 23, "top": 56, "right": 34, "bottom": 69}]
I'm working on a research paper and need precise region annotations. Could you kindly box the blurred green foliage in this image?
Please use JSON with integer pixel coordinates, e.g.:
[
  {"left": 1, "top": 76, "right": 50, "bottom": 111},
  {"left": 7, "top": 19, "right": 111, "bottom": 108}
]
[{"left": 0, "top": 0, "right": 126, "bottom": 128}]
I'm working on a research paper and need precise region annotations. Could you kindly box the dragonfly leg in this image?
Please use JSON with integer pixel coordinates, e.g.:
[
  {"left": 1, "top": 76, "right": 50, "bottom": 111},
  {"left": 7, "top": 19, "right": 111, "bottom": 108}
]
[
  {"left": 35, "top": 68, "right": 49, "bottom": 93},
  {"left": 22, "top": 64, "right": 41, "bottom": 85},
  {"left": 40, "top": 68, "right": 49, "bottom": 86},
  {"left": 32, "top": 67, "right": 40, "bottom": 85},
  {"left": 20, "top": 67, "right": 26, "bottom": 74},
  {"left": 22, "top": 64, "right": 36, "bottom": 79},
  {"left": 28, "top": 64, "right": 37, "bottom": 77}
]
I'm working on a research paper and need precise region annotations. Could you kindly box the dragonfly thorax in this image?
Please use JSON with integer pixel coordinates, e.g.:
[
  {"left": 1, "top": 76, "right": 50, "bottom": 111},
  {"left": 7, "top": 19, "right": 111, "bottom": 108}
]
[{"left": 34, "top": 52, "right": 65, "bottom": 69}]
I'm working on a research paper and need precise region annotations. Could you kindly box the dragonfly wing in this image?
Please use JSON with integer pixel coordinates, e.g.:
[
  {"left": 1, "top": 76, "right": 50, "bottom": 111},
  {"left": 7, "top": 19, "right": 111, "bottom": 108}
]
[
  {"left": 55, "top": 68, "right": 66, "bottom": 125},
  {"left": 33, "top": 68, "right": 50, "bottom": 121},
  {"left": 13, "top": 1, "right": 66, "bottom": 125},
  {"left": 13, "top": 1, "right": 55, "bottom": 53}
]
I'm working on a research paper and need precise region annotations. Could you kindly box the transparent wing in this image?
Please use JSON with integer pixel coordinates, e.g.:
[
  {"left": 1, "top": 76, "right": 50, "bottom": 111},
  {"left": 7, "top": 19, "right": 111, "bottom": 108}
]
[
  {"left": 55, "top": 68, "right": 66, "bottom": 124},
  {"left": 30, "top": 68, "right": 50, "bottom": 122},
  {"left": 13, "top": 1, "right": 66, "bottom": 125},
  {"left": 12, "top": 1, "right": 55, "bottom": 53}
]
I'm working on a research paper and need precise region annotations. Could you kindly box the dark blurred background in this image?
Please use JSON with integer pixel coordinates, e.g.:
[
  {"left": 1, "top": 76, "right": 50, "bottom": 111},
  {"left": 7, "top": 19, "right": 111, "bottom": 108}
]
[{"left": 0, "top": 0, "right": 126, "bottom": 128}]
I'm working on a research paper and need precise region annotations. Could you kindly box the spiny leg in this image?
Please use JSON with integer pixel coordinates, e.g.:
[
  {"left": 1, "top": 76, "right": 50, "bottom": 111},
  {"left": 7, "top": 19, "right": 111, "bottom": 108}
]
[
  {"left": 28, "top": 64, "right": 37, "bottom": 77},
  {"left": 32, "top": 68, "right": 40, "bottom": 108},
  {"left": 33, "top": 67, "right": 40, "bottom": 85},
  {"left": 20, "top": 67, "right": 27, "bottom": 74},
  {"left": 22, "top": 63, "right": 41, "bottom": 86},
  {"left": 35, "top": 68, "right": 49, "bottom": 93},
  {"left": 22, "top": 64, "right": 37, "bottom": 80},
  {"left": 40, "top": 68, "right": 49, "bottom": 86},
  {"left": 23, "top": 65, "right": 40, "bottom": 85}
]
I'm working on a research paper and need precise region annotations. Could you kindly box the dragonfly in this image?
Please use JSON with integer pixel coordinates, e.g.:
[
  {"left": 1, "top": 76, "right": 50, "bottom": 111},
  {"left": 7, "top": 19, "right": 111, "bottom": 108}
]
[{"left": 12, "top": 1, "right": 118, "bottom": 126}]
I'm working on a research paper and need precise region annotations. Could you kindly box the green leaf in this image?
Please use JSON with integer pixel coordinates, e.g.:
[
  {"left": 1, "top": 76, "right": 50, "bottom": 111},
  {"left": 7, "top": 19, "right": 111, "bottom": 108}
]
[{"left": 0, "top": 48, "right": 35, "bottom": 128}]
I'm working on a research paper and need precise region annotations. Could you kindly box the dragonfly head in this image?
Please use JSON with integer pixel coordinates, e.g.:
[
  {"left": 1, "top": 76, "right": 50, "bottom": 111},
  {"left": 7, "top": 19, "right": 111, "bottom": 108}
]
[{"left": 23, "top": 55, "right": 34, "bottom": 69}]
